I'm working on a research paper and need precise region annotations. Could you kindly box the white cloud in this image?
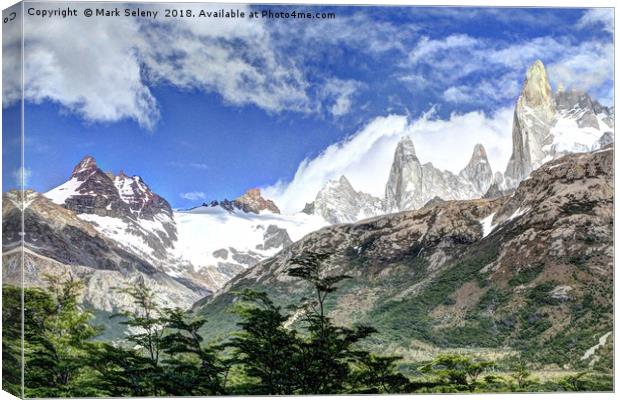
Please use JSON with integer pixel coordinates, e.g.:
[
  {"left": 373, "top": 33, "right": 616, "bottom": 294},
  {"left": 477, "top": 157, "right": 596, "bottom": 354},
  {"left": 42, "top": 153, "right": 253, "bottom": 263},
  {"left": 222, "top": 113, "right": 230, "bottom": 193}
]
[
  {"left": 577, "top": 9, "right": 614, "bottom": 34},
  {"left": 141, "top": 5, "right": 310, "bottom": 115},
  {"left": 4, "top": 7, "right": 422, "bottom": 126},
  {"left": 2, "top": 11, "right": 23, "bottom": 106},
  {"left": 320, "top": 78, "right": 362, "bottom": 117},
  {"left": 404, "top": 33, "right": 613, "bottom": 106},
  {"left": 547, "top": 42, "right": 614, "bottom": 103},
  {"left": 180, "top": 191, "right": 206, "bottom": 201},
  {"left": 4, "top": 4, "right": 313, "bottom": 128},
  {"left": 443, "top": 86, "right": 472, "bottom": 103},
  {"left": 263, "top": 108, "right": 513, "bottom": 213},
  {"left": 19, "top": 9, "right": 159, "bottom": 129},
  {"left": 273, "top": 12, "right": 415, "bottom": 55},
  {"left": 408, "top": 34, "right": 478, "bottom": 64}
]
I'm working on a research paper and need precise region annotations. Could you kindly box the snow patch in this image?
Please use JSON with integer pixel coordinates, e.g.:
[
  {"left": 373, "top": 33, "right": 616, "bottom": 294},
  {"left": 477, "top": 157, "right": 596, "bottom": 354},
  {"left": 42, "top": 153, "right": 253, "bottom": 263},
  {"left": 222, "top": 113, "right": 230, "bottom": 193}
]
[
  {"left": 547, "top": 112, "right": 614, "bottom": 155},
  {"left": 506, "top": 207, "right": 528, "bottom": 222},
  {"left": 174, "top": 206, "right": 327, "bottom": 271},
  {"left": 581, "top": 332, "right": 612, "bottom": 361},
  {"left": 478, "top": 212, "right": 496, "bottom": 238},
  {"left": 44, "top": 177, "right": 83, "bottom": 204}
]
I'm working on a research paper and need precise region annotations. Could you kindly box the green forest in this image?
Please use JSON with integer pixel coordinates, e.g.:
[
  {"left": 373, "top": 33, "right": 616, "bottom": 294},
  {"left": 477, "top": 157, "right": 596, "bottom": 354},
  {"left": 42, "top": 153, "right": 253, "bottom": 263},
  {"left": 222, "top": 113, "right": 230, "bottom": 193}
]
[{"left": 2, "top": 252, "right": 613, "bottom": 397}]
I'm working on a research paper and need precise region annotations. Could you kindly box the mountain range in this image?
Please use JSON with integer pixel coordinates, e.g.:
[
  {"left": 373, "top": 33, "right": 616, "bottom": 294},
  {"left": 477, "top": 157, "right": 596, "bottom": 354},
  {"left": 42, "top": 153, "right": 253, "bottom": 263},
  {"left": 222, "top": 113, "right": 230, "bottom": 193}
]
[
  {"left": 305, "top": 60, "right": 613, "bottom": 224},
  {"left": 196, "top": 142, "right": 613, "bottom": 368},
  {"left": 1, "top": 59, "right": 614, "bottom": 351}
]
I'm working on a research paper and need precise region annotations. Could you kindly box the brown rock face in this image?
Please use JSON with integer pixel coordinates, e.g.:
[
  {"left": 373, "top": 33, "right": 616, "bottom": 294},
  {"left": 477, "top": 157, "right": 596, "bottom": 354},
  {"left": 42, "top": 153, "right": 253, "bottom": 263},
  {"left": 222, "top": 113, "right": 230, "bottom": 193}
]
[
  {"left": 204, "top": 188, "right": 281, "bottom": 214},
  {"left": 63, "top": 155, "right": 174, "bottom": 222},
  {"left": 46, "top": 155, "right": 178, "bottom": 258},
  {"left": 234, "top": 188, "right": 280, "bottom": 214}
]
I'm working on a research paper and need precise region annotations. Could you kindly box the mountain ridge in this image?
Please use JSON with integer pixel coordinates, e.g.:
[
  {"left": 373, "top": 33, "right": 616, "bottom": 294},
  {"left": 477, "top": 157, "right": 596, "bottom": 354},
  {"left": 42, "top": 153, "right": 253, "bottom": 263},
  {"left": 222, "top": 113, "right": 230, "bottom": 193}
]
[{"left": 194, "top": 145, "right": 613, "bottom": 369}]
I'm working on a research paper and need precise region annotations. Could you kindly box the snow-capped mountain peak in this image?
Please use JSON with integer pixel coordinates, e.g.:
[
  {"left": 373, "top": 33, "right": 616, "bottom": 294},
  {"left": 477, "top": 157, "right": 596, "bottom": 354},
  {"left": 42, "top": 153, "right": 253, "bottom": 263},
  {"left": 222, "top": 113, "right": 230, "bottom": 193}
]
[
  {"left": 71, "top": 155, "right": 98, "bottom": 177},
  {"left": 234, "top": 188, "right": 281, "bottom": 214},
  {"left": 504, "top": 60, "right": 613, "bottom": 188},
  {"left": 311, "top": 175, "right": 383, "bottom": 224},
  {"left": 199, "top": 188, "right": 281, "bottom": 215},
  {"left": 44, "top": 155, "right": 178, "bottom": 273}
]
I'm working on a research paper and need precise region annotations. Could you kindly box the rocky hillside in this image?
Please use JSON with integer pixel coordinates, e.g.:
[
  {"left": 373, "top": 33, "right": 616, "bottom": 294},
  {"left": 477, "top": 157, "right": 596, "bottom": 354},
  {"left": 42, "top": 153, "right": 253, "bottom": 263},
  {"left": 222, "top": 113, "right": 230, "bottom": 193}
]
[
  {"left": 195, "top": 147, "right": 613, "bottom": 369},
  {"left": 2, "top": 191, "right": 207, "bottom": 315}
]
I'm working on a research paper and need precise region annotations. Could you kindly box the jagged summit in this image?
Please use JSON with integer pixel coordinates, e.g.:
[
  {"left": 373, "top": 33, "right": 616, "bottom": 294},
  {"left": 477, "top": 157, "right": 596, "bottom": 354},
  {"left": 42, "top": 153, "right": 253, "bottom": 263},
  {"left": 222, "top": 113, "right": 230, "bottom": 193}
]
[
  {"left": 330, "top": 175, "right": 354, "bottom": 189},
  {"left": 459, "top": 143, "right": 493, "bottom": 194},
  {"left": 395, "top": 136, "right": 419, "bottom": 161},
  {"left": 71, "top": 155, "right": 99, "bottom": 177},
  {"left": 504, "top": 59, "right": 614, "bottom": 188},
  {"left": 44, "top": 155, "right": 177, "bottom": 263},
  {"left": 385, "top": 136, "right": 423, "bottom": 212},
  {"left": 48, "top": 155, "right": 172, "bottom": 220},
  {"left": 312, "top": 174, "right": 383, "bottom": 224},
  {"left": 202, "top": 188, "right": 281, "bottom": 215},
  {"left": 521, "top": 59, "right": 555, "bottom": 113},
  {"left": 234, "top": 188, "right": 281, "bottom": 214},
  {"left": 471, "top": 143, "right": 487, "bottom": 159}
]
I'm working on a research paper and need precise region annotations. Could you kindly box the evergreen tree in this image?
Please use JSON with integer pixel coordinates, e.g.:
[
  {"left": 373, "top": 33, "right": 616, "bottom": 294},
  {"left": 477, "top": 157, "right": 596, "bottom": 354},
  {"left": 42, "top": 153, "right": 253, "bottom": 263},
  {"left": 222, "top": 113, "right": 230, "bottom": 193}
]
[
  {"left": 419, "top": 353, "right": 494, "bottom": 391},
  {"left": 99, "top": 280, "right": 168, "bottom": 396},
  {"left": 158, "top": 307, "right": 225, "bottom": 395},
  {"left": 2, "top": 285, "right": 23, "bottom": 397},
  {"left": 88, "top": 343, "right": 157, "bottom": 397},
  {"left": 23, "top": 273, "right": 102, "bottom": 397},
  {"left": 115, "top": 280, "right": 165, "bottom": 366},
  {"left": 287, "top": 251, "right": 379, "bottom": 394},
  {"left": 227, "top": 289, "right": 300, "bottom": 395},
  {"left": 350, "top": 354, "right": 410, "bottom": 393}
]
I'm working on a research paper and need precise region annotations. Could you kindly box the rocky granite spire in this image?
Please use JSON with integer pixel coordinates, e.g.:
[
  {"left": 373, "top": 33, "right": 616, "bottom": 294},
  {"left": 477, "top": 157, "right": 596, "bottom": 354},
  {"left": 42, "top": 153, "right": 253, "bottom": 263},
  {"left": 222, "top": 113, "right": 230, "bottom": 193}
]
[
  {"left": 459, "top": 144, "right": 493, "bottom": 193},
  {"left": 384, "top": 137, "right": 423, "bottom": 212},
  {"left": 504, "top": 60, "right": 557, "bottom": 188},
  {"left": 503, "top": 60, "right": 614, "bottom": 188}
]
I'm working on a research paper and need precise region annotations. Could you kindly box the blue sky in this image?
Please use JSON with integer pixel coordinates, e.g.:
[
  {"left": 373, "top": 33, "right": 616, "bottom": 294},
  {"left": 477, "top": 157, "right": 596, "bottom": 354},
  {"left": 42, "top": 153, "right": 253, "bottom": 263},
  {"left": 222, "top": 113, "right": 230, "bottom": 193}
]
[{"left": 2, "top": 5, "right": 614, "bottom": 211}]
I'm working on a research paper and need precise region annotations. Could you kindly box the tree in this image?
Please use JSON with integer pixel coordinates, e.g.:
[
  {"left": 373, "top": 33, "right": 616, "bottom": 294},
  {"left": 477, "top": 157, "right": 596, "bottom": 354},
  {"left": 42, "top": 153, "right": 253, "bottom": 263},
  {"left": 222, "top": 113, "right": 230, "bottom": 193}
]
[
  {"left": 23, "top": 273, "right": 102, "bottom": 397},
  {"left": 88, "top": 343, "right": 157, "bottom": 397},
  {"left": 288, "top": 251, "right": 349, "bottom": 338},
  {"left": 98, "top": 280, "right": 168, "bottom": 396},
  {"left": 115, "top": 280, "right": 165, "bottom": 366},
  {"left": 227, "top": 289, "right": 300, "bottom": 394},
  {"left": 158, "top": 307, "right": 225, "bottom": 395},
  {"left": 419, "top": 353, "right": 494, "bottom": 391},
  {"left": 287, "top": 251, "right": 378, "bottom": 394},
  {"left": 350, "top": 354, "right": 410, "bottom": 393},
  {"left": 2, "top": 285, "right": 24, "bottom": 397},
  {"left": 510, "top": 357, "right": 532, "bottom": 389}
]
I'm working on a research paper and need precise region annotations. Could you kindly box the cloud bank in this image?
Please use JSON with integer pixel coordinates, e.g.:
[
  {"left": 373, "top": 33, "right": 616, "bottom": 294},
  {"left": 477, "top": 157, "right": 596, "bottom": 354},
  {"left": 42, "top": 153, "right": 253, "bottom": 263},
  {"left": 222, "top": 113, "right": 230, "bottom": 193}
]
[
  {"left": 4, "top": 5, "right": 348, "bottom": 128},
  {"left": 4, "top": 7, "right": 612, "bottom": 129},
  {"left": 263, "top": 107, "right": 514, "bottom": 213}
]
